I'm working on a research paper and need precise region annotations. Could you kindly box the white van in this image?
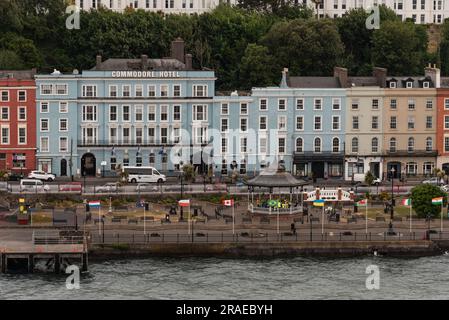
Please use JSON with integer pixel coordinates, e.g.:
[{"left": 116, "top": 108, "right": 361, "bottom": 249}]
[
  {"left": 20, "top": 179, "right": 50, "bottom": 192},
  {"left": 122, "top": 166, "right": 166, "bottom": 183}
]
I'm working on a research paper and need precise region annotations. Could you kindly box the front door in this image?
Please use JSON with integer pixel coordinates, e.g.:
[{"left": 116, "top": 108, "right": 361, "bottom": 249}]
[
  {"left": 312, "top": 162, "right": 325, "bottom": 179},
  {"left": 387, "top": 162, "right": 401, "bottom": 179},
  {"left": 81, "top": 153, "right": 96, "bottom": 176},
  {"left": 60, "top": 159, "right": 67, "bottom": 176}
]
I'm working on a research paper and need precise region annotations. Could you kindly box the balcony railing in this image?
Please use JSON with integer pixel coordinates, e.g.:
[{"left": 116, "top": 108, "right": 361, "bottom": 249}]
[
  {"left": 77, "top": 139, "right": 211, "bottom": 147},
  {"left": 384, "top": 149, "right": 437, "bottom": 157}
]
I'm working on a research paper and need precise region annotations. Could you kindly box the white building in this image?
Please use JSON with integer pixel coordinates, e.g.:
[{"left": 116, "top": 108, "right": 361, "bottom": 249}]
[
  {"left": 300, "top": 0, "right": 449, "bottom": 24},
  {"left": 74, "top": 0, "right": 235, "bottom": 14}
]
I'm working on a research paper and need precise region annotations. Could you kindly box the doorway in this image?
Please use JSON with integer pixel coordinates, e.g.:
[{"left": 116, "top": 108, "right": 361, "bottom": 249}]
[
  {"left": 81, "top": 153, "right": 96, "bottom": 176},
  {"left": 60, "top": 159, "right": 67, "bottom": 176},
  {"left": 311, "top": 162, "right": 324, "bottom": 179}
]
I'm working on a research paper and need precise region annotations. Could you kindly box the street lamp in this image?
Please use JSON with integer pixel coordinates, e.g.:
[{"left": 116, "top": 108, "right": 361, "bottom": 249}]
[
  {"left": 309, "top": 213, "right": 313, "bottom": 241},
  {"left": 390, "top": 167, "right": 395, "bottom": 220}
]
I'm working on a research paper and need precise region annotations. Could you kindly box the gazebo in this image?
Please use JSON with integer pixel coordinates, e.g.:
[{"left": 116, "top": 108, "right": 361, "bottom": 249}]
[{"left": 245, "top": 166, "right": 308, "bottom": 215}]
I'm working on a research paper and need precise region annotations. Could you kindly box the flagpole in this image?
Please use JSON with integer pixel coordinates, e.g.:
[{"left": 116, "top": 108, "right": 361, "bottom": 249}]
[
  {"left": 441, "top": 202, "right": 444, "bottom": 233},
  {"left": 365, "top": 200, "right": 368, "bottom": 234},
  {"left": 98, "top": 205, "right": 101, "bottom": 236},
  {"left": 232, "top": 202, "right": 235, "bottom": 235},
  {"left": 188, "top": 204, "right": 191, "bottom": 235},
  {"left": 321, "top": 205, "right": 324, "bottom": 235},
  {"left": 409, "top": 200, "right": 412, "bottom": 233},
  {"left": 143, "top": 202, "right": 146, "bottom": 236}
]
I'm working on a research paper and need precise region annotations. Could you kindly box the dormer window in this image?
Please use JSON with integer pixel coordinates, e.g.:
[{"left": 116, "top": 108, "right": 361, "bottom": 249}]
[
  {"left": 406, "top": 81, "right": 413, "bottom": 88},
  {"left": 423, "top": 81, "right": 430, "bottom": 88},
  {"left": 389, "top": 82, "right": 397, "bottom": 88}
]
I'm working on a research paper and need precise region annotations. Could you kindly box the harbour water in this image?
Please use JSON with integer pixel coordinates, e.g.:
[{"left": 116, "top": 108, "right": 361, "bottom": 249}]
[{"left": 1, "top": 255, "right": 449, "bottom": 299}]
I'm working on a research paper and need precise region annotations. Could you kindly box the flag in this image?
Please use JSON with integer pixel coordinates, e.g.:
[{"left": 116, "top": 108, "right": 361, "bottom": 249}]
[
  {"left": 222, "top": 199, "right": 234, "bottom": 207},
  {"left": 432, "top": 197, "right": 443, "bottom": 205},
  {"left": 111, "top": 146, "right": 115, "bottom": 156},
  {"left": 136, "top": 146, "right": 141, "bottom": 157},
  {"left": 402, "top": 198, "right": 411, "bottom": 206},
  {"left": 356, "top": 199, "right": 367, "bottom": 206},
  {"left": 313, "top": 199, "right": 325, "bottom": 207},
  {"left": 89, "top": 200, "right": 101, "bottom": 208},
  {"left": 178, "top": 199, "right": 190, "bottom": 207}
]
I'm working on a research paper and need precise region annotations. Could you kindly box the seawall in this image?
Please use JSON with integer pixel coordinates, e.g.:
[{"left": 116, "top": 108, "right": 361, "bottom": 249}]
[{"left": 88, "top": 240, "right": 443, "bottom": 260}]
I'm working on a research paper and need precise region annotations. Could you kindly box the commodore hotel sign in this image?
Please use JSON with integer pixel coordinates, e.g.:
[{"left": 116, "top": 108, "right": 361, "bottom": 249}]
[{"left": 111, "top": 71, "right": 181, "bottom": 78}]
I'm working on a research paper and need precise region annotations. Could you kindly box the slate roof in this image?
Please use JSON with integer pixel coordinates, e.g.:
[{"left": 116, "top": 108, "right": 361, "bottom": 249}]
[
  {"left": 92, "top": 58, "right": 187, "bottom": 71},
  {"left": 245, "top": 168, "right": 307, "bottom": 188},
  {"left": 288, "top": 76, "right": 342, "bottom": 88},
  {"left": 0, "top": 70, "right": 36, "bottom": 80}
]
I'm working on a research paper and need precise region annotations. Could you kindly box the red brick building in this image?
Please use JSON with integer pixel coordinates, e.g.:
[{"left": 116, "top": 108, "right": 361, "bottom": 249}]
[{"left": 0, "top": 70, "right": 37, "bottom": 175}]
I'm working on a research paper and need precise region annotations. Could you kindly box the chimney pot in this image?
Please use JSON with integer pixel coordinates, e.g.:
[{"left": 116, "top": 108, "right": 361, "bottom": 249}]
[
  {"left": 96, "top": 55, "right": 102, "bottom": 69},
  {"left": 141, "top": 54, "right": 148, "bottom": 69},
  {"left": 185, "top": 54, "right": 192, "bottom": 70},
  {"left": 333, "top": 67, "right": 348, "bottom": 88}
]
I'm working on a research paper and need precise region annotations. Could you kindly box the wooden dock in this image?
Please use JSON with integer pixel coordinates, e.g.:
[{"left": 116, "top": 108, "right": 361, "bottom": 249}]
[{"left": 0, "top": 231, "right": 88, "bottom": 273}]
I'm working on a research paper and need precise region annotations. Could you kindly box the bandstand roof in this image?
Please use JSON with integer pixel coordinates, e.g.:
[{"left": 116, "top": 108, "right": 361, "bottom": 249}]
[{"left": 245, "top": 168, "right": 307, "bottom": 188}]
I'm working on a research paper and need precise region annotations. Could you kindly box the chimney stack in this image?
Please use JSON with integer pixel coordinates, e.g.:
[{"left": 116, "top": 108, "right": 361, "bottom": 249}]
[
  {"left": 96, "top": 55, "right": 102, "bottom": 69},
  {"left": 334, "top": 67, "right": 348, "bottom": 88},
  {"left": 425, "top": 64, "right": 441, "bottom": 88},
  {"left": 373, "top": 67, "right": 387, "bottom": 88},
  {"left": 280, "top": 68, "right": 289, "bottom": 88},
  {"left": 171, "top": 38, "right": 185, "bottom": 63},
  {"left": 185, "top": 54, "right": 192, "bottom": 70},
  {"left": 141, "top": 55, "right": 148, "bottom": 70}
]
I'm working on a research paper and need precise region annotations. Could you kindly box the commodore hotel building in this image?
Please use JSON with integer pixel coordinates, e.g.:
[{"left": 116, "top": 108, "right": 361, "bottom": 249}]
[{"left": 4, "top": 38, "right": 449, "bottom": 180}]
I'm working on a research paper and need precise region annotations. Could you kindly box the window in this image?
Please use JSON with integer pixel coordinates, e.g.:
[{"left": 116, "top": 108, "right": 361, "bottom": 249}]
[
  {"left": 1, "top": 107, "right": 8, "bottom": 120},
  {"left": 332, "top": 98, "right": 341, "bottom": 110},
  {"left": 148, "top": 105, "right": 156, "bottom": 122},
  {"left": 352, "top": 116, "right": 359, "bottom": 130},
  {"left": 332, "top": 137, "right": 339, "bottom": 153},
  {"left": 40, "top": 102, "right": 49, "bottom": 113},
  {"left": 172, "top": 127, "right": 180, "bottom": 144},
  {"left": 193, "top": 105, "right": 207, "bottom": 121},
  {"left": 296, "top": 99, "right": 304, "bottom": 110},
  {"left": 160, "top": 105, "right": 168, "bottom": 122},
  {"left": 221, "top": 118, "right": 228, "bottom": 132},
  {"left": 296, "top": 138, "right": 303, "bottom": 152},
  {"left": 173, "top": 105, "right": 181, "bottom": 121},
  {"left": 18, "top": 91, "right": 26, "bottom": 102},
  {"left": 351, "top": 99, "right": 359, "bottom": 110},
  {"left": 423, "top": 162, "right": 434, "bottom": 175},
  {"left": 59, "top": 102, "right": 68, "bottom": 113},
  {"left": 406, "top": 162, "right": 417, "bottom": 176},
  {"left": 221, "top": 159, "right": 227, "bottom": 174},
  {"left": 56, "top": 84, "right": 68, "bottom": 95},
  {"left": 122, "top": 127, "right": 130, "bottom": 144},
  {"left": 296, "top": 116, "right": 303, "bottom": 130},
  {"left": 372, "top": 116, "right": 379, "bottom": 129},
  {"left": 278, "top": 99, "right": 286, "bottom": 111},
  {"left": 314, "top": 137, "right": 321, "bottom": 153},
  {"left": 18, "top": 126, "right": 26, "bottom": 144},
  {"left": 408, "top": 137, "right": 415, "bottom": 152},
  {"left": 351, "top": 137, "right": 358, "bottom": 153},
  {"left": 260, "top": 99, "right": 267, "bottom": 111},
  {"left": 408, "top": 116, "right": 415, "bottom": 129},
  {"left": 59, "top": 119, "right": 68, "bottom": 131},
  {"left": 426, "top": 137, "right": 433, "bottom": 151},
  {"left": 278, "top": 137, "right": 286, "bottom": 154},
  {"left": 160, "top": 85, "right": 168, "bottom": 97},
  {"left": 445, "top": 137, "right": 449, "bottom": 152},
  {"left": 259, "top": 137, "right": 267, "bottom": 154},
  {"left": 332, "top": 116, "right": 340, "bottom": 130},
  {"left": 18, "top": 107, "right": 26, "bottom": 120},
  {"left": 406, "top": 82, "right": 413, "bottom": 89},
  {"left": 240, "top": 103, "right": 248, "bottom": 115},
  {"left": 40, "top": 137, "right": 49, "bottom": 152},
  {"left": 40, "top": 85, "right": 52, "bottom": 95},
  {"left": 148, "top": 127, "right": 155, "bottom": 144},
  {"left": 220, "top": 103, "right": 229, "bottom": 115},
  {"left": 445, "top": 98, "right": 449, "bottom": 110},
  {"left": 240, "top": 137, "right": 247, "bottom": 153},
  {"left": 82, "top": 105, "right": 97, "bottom": 122},
  {"left": 0, "top": 126, "right": 9, "bottom": 144},
  {"left": 389, "top": 82, "right": 397, "bottom": 88},
  {"left": 82, "top": 85, "right": 97, "bottom": 97},
  {"left": 426, "top": 116, "right": 433, "bottom": 129},
  {"left": 109, "top": 85, "right": 117, "bottom": 97},
  {"left": 110, "top": 127, "right": 117, "bottom": 144},
  {"left": 372, "top": 99, "right": 379, "bottom": 109},
  {"left": 426, "top": 99, "right": 433, "bottom": 109},
  {"left": 390, "top": 99, "right": 397, "bottom": 109},
  {"left": 259, "top": 116, "right": 267, "bottom": 130},
  {"left": 446, "top": 116, "right": 449, "bottom": 129},
  {"left": 221, "top": 137, "right": 227, "bottom": 154},
  {"left": 408, "top": 99, "right": 415, "bottom": 110},
  {"left": 240, "top": 118, "right": 248, "bottom": 132},
  {"left": 423, "top": 82, "right": 430, "bottom": 88},
  {"left": 173, "top": 85, "right": 181, "bottom": 97},
  {"left": 193, "top": 85, "right": 207, "bottom": 97},
  {"left": 40, "top": 119, "right": 49, "bottom": 132},
  {"left": 314, "top": 98, "right": 322, "bottom": 110},
  {"left": 135, "top": 105, "right": 143, "bottom": 122},
  {"left": 278, "top": 116, "right": 286, "bottom": 131},
  {"left": 372, "top": 137, "right": 379, "bottom": 153},
  {"left": 390, "top": 116, "right": 397, "bottom": 129},
  {"left": 135, "top": 85, "right": 143, "bottom": 97},
  {"left": 314, "top": 116, "right": 322, "bottom": 130},
  {"left": 109, "top": 105, "right": 117, "bottom": 121},
  {"left": 136, "top": 128, "right": 143, "bottom": 144},
  {"left": 59, "top": 137, "right": 68, "bottom": 152},
  {"left": 148, "top": 85, "right": 156, "bottom": 97},
  {"left": 122, "top": 105, "right": 130, "bottom": 121},
  {"left": 389, "top": 138, "right": 397, "bottom": 152}
]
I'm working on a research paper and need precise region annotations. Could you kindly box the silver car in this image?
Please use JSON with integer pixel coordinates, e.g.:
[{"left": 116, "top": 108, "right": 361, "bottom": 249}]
[
  {"left": 96, "top": 182, "right": 119, "bottom": 193},
  {"left": 136, "top": 183, "right": 158, "bottom": 192},
  {"left": 422, "top": 177, "right": 444, "bottom": 185}
]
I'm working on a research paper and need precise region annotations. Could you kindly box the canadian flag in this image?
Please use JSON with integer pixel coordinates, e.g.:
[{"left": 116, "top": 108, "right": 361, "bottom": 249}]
[{"left": 222, "top": 199, "right": 234, "bottom": 207}]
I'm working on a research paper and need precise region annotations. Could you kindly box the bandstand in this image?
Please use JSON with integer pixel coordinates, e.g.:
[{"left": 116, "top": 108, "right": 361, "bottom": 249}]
[{"left": 245, "top": 167, "right": 308, "bottom": 215}]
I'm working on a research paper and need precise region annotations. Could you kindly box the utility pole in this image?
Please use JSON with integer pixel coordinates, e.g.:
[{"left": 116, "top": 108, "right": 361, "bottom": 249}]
[{"left": 69, "top": 137, "right": 74, "bottom": 181}]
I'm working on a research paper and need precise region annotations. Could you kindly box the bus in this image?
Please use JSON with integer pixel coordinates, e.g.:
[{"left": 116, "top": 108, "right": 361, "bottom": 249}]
[{"left": 122, "top": 166, "right": 167, "bottom": 184}]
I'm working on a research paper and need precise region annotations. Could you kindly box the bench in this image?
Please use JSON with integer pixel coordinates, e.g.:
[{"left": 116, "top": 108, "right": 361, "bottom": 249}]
[
  {"left": 376, "top": 216, "right": 386, "bottom": 222},
  {"left": 128, "top": 219, "right": 138, "bottom": 224}
]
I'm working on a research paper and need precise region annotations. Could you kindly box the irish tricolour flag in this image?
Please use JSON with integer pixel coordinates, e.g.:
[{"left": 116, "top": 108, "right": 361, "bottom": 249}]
[
  {"left": 432, "top": 197, "right": 443, "bottom": 205},
  {"left": 401, "top": 198, "right": 411, "bottom": 206}
]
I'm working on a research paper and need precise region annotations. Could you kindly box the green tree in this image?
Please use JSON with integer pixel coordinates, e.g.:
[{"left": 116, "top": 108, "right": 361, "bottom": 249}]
[
  {"left": 410, "top": 184, "right": 447, "bottom": 218},
  {"left": 239, "top": 43, "right": 277, "bottom": 89},
  {"left": 182, "top": 164, "right": 196, "bottom": 183},
  {"left": 0, "top": 50, "right": 24, "bottom": 69},
  {"left": 364, "top": 171, "right": 375, "bottom": 187}
]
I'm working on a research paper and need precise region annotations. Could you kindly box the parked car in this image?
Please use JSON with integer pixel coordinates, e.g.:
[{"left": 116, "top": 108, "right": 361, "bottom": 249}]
[
  {"left": 373, "top": 178, "right": 381, "bottom": 185},
  {"left": 135, "top": 183, "right": 158, "bottom": 192},
  {"left": 20, "top": 179, "right": 50, "bottom": 192},
  {"left": 441, "top": 185, "right": 449, "bottom": 192},
  {"left": 96, "top": 182, "right": 120, "bottom": 193},
  {"left": 6, "top": 172, "right": 23, "bottom": 181},
  {"left": 28, "top": 170, "right": 55, "bottom": 182},
  {"left": 422, "top": 177, "right": 444, "bottom": 185},
  {"left": 59, "top": 182, "right": 82, "bottom": 192}
]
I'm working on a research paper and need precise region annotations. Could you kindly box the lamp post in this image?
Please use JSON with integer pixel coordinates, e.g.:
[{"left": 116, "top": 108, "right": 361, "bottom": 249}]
[
  {"left": 390, "top": 167, "right": 395, "bottom": 220},
  {"left": 309, "top": 213, "right": 313, "bottom": 241},
  {"left": 83, "top": 170, "right": 86, "bottom": 194}
]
